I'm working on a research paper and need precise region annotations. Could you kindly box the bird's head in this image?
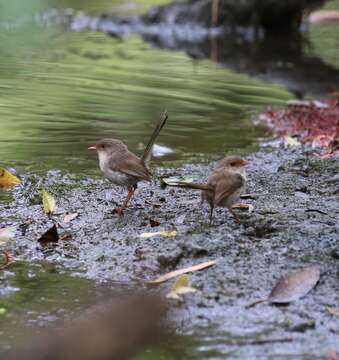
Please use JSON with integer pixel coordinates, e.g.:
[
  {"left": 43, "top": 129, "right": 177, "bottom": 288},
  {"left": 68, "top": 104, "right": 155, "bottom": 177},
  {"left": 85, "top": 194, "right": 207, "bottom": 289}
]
[
  {"left": 88, "top": 138, "right": 128, "bottom": 156},
  {"left": 215, "top": 156, "right": 249, "bottom": 174}
]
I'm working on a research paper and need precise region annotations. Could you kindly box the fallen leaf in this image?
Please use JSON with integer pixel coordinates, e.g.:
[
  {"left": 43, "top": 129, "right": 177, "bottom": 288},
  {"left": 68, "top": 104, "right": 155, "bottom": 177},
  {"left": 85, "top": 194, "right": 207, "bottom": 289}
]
[
  {"left": 38, "top": 225, "right": 59, "bottom": 245},
  {"left": 166, "top": 274, "right": 197, "bottom": 299},
  {"left": 0, "top": 227, "right": 16, "bottom": 243},
  {"left": 0, "top": 250, "right": 13, "bottom": 269},
  {"left": 149, "top": 218, "right": 161, "bottom": 227},
  {"left": 63, "top": 213, "right": 79, "bottom": 223},
  {"left": 161, "top": 176, "right": 195, "bottom": 186},
  {"left": 232, "top": 203, "right": 254, "bottom": 213},
  {"left": 0, "top": 168, "right": 21, "bottom": 188},
  {"left": 140, "top": 230, "right": 177, "bottom": 239},
  {"left": 247, "top": 265, "right": 320, "bottom": 308},
  {"left": 284, "top": 136, "right": 301, "bottom": 147},
  {"left": 42, "top": 188, "right": 56, "bottom": 216},
  {"left": 149, "top": 260, "right": 216, "bottom": 284},
  {"left": 327, "top": 307, "right": 339, "bottom": 317}
]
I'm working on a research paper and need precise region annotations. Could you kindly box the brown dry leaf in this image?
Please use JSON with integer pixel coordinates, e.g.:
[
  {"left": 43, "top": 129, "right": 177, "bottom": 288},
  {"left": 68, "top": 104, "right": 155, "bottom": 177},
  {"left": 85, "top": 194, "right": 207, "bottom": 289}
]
[
  {"left": 247, "top": 265, "right": 320, "bottom": 308},
  {"left": 38, "top": 225, "right": 59, "bottom": 245},
  {"left": 149, "top": 218, "right": 161, "bottom": 227},
  {"left": 149, "top": 260, "right": 216, "bottom": 284},
  {"left": 63, "top": 213, "right": 79, "bottom": 223},
  {"left": 232, "top": 203, "right": 254, "bottom": 213},
  {"left": 42, "top": 188, "right": 56, "bottom": 216},
  {"left": 0, "top": 168, "right": 21, "bottom": 188},
  {"left": 327, "top": 307, "right": 339, "bottom": 317},
  {"left": 140, "top": 230, "right": 177, "bottom": 239},
  {"left": 166, "top": 274, "right": 196, "bottom": 299},
  {"left": 0, "top": 227, "right": 16, "bottom": 243}
]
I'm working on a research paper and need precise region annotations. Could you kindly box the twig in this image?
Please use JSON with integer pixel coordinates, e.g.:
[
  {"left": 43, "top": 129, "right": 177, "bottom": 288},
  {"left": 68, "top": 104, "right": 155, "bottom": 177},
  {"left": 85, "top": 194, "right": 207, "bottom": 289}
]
[
  {"left": 212, "top": 0, "right": 219, "bottom": 26},
  {"left": 224, "top": 337, "right": 293, "bottom": 346}
]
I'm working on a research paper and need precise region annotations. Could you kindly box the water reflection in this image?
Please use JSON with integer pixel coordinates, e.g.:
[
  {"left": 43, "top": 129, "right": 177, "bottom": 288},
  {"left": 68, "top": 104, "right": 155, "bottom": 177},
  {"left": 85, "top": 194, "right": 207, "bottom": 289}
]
[{"left": 0, "top": 1, "right": 291, "bottom": 174}]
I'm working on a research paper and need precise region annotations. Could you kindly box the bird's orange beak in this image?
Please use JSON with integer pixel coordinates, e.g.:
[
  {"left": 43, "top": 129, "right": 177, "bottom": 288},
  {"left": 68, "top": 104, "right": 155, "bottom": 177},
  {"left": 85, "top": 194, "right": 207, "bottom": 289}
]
[
  {"left": 88, "top": 145, "right": 97, "bottom": 151},
  {"left": 242, "top": 159, "right": 250, "bottom": 166}
]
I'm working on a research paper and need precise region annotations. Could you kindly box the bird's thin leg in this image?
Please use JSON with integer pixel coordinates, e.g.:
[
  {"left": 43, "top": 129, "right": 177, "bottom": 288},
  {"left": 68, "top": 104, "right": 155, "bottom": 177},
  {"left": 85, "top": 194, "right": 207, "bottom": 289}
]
[
  {"left": 229, "top": 208, "right": 241, "bottom": 224},
  {"left": 116, "top": 186, "right": 136, "bottom": 216},
  {"left": 209, "top": 205, "right": 214, "bottom": 225}
]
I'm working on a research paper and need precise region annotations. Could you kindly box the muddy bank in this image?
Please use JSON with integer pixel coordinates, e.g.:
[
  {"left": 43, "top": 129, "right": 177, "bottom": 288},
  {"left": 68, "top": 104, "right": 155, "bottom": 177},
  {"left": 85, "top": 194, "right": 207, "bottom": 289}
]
[{"left": 1, "top": 146, "right": 338, "bottom": 358}]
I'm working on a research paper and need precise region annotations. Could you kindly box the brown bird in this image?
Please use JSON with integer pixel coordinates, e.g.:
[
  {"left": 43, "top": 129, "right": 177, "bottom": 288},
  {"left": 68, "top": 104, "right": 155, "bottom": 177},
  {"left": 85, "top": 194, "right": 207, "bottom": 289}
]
[
  {"left": 176, "top": 156, "right": 249, "bottom": 224},
  {"left": 88, "top": 111, "right": 168, "bottom": 216}
]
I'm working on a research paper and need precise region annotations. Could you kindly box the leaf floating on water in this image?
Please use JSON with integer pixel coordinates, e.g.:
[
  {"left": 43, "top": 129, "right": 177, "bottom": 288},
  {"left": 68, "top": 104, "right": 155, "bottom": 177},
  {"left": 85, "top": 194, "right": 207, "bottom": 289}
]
[
  {"left": 247, "top": 265, "right": 320, "bottom": 308},
  {"left": 38, "top": 225, "right": 59, "bottom": 245},
  {"left": 161, "top": 176, "right": 195, "bottom": 186},
  {"left": 63, "top": 213, "right": 79, "bottom": 223},
  {"left": 327, "top": 307, "right": 339, "bottom": 317},
  {"left": 166, "top": 274, "right": 197, "bottom": 299},
  {"left": 0, "top": 168, "right": 21, "bottom": 188},
  {"left": 149, "top": 260, "right": 216, "bottom": 284},
  {"left": 0, "top": 227, "right": 16, "bottom": 243},
  {"left": 42, "top": 188, "right": 56, "bottom": 216},
  {"left": 140, "top": 230, "right": 177, "bottom": 239}
]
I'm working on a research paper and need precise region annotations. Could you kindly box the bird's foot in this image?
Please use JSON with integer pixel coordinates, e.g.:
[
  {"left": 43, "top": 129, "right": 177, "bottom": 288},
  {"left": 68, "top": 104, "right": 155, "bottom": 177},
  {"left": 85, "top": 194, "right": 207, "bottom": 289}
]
[{"left": 115, "top": 207, "right": 125, "bottom": 217}]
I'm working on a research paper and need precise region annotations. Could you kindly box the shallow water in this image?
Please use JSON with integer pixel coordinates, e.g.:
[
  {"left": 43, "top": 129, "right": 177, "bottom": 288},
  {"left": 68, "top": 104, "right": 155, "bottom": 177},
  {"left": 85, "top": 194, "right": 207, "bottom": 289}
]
[{"left": 0, "top": 0, "right": 339, "bottom": 358}]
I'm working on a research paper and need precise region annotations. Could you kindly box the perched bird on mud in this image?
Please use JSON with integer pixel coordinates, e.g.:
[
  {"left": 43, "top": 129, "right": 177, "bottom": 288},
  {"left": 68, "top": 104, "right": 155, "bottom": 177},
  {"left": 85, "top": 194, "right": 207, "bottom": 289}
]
[
  {"left": 89, "top": 111, "right": 168, "bottom": 216},
  {"left": 176, "top": 156, "right": 249, "bottom": 224}
]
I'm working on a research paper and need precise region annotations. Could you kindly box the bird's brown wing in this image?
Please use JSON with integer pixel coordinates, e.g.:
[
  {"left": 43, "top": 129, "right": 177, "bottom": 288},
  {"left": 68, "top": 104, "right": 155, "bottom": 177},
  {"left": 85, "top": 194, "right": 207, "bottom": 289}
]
[
  {"left": 212, "top": 172, "right": 244, "bottom": 206},
  {"left": 109, "top": 152, "right": 152, "bottom": 182}
]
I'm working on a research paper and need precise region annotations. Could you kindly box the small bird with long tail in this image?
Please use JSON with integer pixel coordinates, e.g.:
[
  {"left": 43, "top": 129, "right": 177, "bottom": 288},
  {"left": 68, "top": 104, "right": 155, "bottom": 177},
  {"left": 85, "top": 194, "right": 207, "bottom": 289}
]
[
  {"left": 176, "top": 156, "right": 249, "bottom": 224},
  {"left": 88, "top": 111, "right": 168, "bottom": 216}
]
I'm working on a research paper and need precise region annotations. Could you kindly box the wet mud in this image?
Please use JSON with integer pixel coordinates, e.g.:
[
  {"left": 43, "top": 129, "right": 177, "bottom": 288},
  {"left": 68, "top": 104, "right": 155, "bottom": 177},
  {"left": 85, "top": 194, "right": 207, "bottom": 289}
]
[{"left": 1, "top": 146, "right": 338, "bottom": 358}]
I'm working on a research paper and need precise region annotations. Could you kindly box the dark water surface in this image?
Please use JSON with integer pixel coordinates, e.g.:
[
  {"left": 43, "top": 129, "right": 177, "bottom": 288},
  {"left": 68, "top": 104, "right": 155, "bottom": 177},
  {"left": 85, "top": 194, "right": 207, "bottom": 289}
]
[{"left": 1, "top": 0, "right": 339, "bottom": 358}]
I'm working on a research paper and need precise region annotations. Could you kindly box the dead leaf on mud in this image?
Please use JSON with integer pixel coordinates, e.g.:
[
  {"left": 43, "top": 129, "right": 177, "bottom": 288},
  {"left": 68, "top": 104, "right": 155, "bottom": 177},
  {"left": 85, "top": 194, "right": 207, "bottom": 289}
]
[
  {"left": 166, "top": 274, "right": 197, "bottom": 299},
  {"left": 0, "top": 168, "right": 21, "bottom": 188},
  {"left": 161, "top": 175, "right": 195, "bottom": 186},
  {"left": 42, "top": 188, "right": 56, "bottom": 216},
  {"left": 38, "top": 225, "right": 59, "bottom": 245},
  {"left": 140, "top": 230, "right": 177, "bottom": 239},
  {"left": 63, "top": 213, "right": 79, "bottom": 223},
  {"left": 232, "top": 203, "right": 254, "bottom": 213},
  {"left": 284, "top": 136, "right": 301, "bottom": 147},
  {"left": 149, "top": 218, "right": 161, "bottom": 227},
  {"left": 247, "top": 265, "right": 320, "bottom": 308},
  {"left": 327, "top": 307, "right": 339, "bottom": 317},
  {"left": 0, "top": 227, "right": 16, "bottom": 243},
  {"left": 0, "top": 250, "right": 13, "bottom": 269},
  {"left": 149, "top": 260, "right": 216, "bottom": 284}
]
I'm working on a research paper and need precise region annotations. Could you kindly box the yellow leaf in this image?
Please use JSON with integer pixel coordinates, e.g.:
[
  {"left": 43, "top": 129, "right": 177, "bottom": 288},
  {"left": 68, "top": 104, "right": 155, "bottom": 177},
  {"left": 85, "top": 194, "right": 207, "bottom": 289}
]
[
  {"left": 0, "top": 227, "right": 16, "bottom": 243},
  {"left": 166, "top": 275, "right": 196, "bottom": 299},
  {"left": 42, "top": 188, "right": 56, "bottom": 215},
  {"left": 140, "top": 230, "right": 177, "bottom": 239},
  {"left": 284, "top": 136, "right": 300, "bottom": 147},
  {"left": 149, "top": 260, "right": 216, "bottom": 284},
  {"left": 0, "top": 168, "right": 20, "bottom": 188},
  {"left": 327, "top": 307, "right": 339, "bottom": 317}
]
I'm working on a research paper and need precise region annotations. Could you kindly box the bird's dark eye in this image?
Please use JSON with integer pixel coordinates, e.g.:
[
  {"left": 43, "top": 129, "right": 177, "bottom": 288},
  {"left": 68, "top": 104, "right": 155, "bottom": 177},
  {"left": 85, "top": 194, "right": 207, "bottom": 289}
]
[{"left": 102, "top": 144, "right": 105, "bottom": 149}]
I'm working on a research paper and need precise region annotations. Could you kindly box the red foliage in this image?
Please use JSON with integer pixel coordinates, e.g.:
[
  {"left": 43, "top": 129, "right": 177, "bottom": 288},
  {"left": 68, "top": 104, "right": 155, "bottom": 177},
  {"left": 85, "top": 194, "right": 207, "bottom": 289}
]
[{"left": 259, "top": 97, "right": 339, "bottom": 158}]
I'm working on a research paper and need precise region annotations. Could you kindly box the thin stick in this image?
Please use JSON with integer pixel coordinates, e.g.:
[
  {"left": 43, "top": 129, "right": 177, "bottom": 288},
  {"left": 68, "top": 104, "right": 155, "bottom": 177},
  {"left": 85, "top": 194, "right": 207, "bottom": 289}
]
[{"left": 212, "top": 0, "right": 219, "bottom": 26}]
